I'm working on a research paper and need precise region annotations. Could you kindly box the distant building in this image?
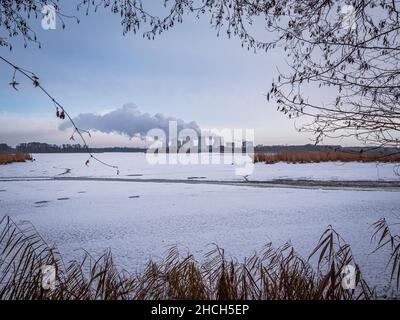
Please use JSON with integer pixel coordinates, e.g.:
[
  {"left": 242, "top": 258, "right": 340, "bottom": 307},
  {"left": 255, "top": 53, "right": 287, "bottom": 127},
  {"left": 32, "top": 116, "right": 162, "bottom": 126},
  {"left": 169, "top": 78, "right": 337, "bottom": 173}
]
[
  {"left": 225, "top": 142, "right": 234, "bottom": 153},
  {"left": 242, "top": 141, "right": 254, "bottom": 153}
]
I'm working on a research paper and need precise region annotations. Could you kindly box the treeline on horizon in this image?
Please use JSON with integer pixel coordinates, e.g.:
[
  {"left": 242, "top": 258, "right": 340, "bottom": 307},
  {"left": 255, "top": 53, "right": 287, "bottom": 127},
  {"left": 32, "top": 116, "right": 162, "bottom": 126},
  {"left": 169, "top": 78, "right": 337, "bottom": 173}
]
[
  {"left": 0, "top": 142, "right": 146, "bottom": 153},
  {"left": 0, "top": 142, "right": 399, "bottom": 154}
]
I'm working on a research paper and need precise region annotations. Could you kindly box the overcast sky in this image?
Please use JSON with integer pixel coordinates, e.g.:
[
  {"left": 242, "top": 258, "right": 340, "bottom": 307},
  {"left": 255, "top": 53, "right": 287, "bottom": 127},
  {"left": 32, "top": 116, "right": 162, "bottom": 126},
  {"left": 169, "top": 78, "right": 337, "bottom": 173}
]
[{"left": 0, "top": 1, "right": 341, "bottom": 147}]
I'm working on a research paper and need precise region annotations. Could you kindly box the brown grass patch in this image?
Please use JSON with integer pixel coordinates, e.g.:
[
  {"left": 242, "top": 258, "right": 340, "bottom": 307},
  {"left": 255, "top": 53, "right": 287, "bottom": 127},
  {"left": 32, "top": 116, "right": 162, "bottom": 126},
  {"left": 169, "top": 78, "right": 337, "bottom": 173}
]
[
  {"left": 0, "top": 152, "right": 32, "bottom": 165},
  {"left": 254, "top": 151, "right": 400, "bottom": 164}
]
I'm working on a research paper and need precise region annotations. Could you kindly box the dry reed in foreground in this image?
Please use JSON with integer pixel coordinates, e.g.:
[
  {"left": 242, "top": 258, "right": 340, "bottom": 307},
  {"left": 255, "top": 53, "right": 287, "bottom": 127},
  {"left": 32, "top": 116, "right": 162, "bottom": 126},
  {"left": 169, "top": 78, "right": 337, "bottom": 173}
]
[
  {"left": 0, "top": 216, "right": 386, "bottom": 300},
  {"left": 254, "top": 151, "right": 400, "bottom": 164},
  {"left": 0, "top": 152, "right": 32, "bottom": 165}
]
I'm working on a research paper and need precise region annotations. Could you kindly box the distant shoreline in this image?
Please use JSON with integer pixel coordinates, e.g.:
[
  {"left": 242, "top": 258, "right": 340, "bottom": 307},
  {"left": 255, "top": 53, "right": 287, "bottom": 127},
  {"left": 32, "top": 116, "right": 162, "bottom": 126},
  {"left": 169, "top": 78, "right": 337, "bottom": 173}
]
[{"left": 1, "top": 142, "right": 399, "bottom": 154}]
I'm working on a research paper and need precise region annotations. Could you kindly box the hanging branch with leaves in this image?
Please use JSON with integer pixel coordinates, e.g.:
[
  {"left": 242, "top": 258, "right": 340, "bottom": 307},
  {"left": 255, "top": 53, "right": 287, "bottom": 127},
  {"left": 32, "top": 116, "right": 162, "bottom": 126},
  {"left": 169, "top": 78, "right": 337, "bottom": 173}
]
[{"left": 0, "top": 55, "right": 119, "bottom": 174}]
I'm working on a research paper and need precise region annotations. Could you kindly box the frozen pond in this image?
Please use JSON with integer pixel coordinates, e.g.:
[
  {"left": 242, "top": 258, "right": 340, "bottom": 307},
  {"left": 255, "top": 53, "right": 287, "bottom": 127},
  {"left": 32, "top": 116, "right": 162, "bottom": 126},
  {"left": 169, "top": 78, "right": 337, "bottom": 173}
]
[
  {"left": 1, "top": 153, "right": 399, "bottom": 181},
  {"left": 1, "top": 153, "right": 400, "bottom": 297}
]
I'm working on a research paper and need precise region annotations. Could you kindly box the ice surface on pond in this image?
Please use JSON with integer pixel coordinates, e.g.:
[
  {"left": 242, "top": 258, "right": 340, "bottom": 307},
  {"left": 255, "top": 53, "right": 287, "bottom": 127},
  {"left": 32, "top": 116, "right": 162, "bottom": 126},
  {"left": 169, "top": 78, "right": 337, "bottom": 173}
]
[
  {"left": 0, "top": 153, "right": 400, "bottom": 297},
  {"left": 0, "top": 153, "right": 399, "bottom": 181}
]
